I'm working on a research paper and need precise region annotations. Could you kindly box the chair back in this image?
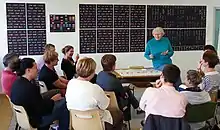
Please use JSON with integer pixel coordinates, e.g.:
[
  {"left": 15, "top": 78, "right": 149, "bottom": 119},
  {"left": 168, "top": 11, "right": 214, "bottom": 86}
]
[
  {"left": 185, "top": 102, "right": 217, "bottom": 123},
  {"left": 105, "top": 91, "right": 120, "bottom": 111},
  {"left": 129, "top": 66, "right": 144, "bottom": 69},
  {"left": 0, "top": 93, "right": 13, "bottom": 130},
  {"left": 38, "top": 81, "right": 48, "bottom": 94},
  {"left": 70, "top": 109, "right": 103, "bottom": 130},
  {"left": 11, "top": 103, "right": 36, "bottom": 130}
]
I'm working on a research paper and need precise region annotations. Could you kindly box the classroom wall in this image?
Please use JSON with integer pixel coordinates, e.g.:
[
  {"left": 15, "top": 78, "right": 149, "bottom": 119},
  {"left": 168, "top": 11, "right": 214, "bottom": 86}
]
[{"left": 1, "top": 0, "right": 220, "bottom": 84}]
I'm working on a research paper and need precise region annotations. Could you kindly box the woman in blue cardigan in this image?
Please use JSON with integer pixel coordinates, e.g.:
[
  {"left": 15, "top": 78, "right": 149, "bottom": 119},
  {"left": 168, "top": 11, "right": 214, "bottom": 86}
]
[{"left": 144, "top": 27, "right": 174, "bottom": 71}]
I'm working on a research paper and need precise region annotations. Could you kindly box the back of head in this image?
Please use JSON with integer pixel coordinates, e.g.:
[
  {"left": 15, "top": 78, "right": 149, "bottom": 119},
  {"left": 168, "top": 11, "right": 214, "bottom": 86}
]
[
  {"left": 43, "top": 51, "right": 58, "bottom": 64},
  {"left": 162, "top": 64, "right": 180, "bottom": 84},
  {"left": 44, "top": 44, "right": 55, "bottom": 52},
  {"left": 204, "top": 45, "right": 216, "bottom": 52},
  {"left": 17, "top": 58, "right": 35, "bottom": 76},
  {"left": 202, "top": 51, "right": 219, "bottom": 68},
  {"left": 62, "top": 45, "right": 73, "bottom": 55},
  {"left": 76, "top": 57, "right": 96, "bottom": 78},
  {"left": 186, "top": 70, "right": 202, "bottom": 87},
  {"left": 3, "top": 52, "right": 20, "bottom": 72},
  {"left": 101, "top": 54, "right": 116, "bottom": 71}
]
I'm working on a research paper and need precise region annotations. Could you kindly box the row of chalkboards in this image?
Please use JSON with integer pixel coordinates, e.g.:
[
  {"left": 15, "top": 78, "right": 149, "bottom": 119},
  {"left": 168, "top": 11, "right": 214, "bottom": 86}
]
[
  {"left": 79, "top": 4, "right": 206, "bottom": 29},
  {"left": 80, "top": 29, "right": 206, "bottom": 53}
]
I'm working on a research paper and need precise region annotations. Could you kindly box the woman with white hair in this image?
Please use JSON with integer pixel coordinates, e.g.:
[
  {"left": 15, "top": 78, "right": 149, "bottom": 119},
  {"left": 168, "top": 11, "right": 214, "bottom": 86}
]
[{"left": 144, "top": 27, "right": 174, "bottom": 71}]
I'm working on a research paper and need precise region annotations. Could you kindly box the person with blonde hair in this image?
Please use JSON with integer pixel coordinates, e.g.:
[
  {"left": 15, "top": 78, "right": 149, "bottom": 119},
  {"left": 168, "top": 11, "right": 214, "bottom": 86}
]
[
  {"left": 38, "top": 51, "right": 68, "bottom": 96},
  {"left": 144, "top": 27, "right": 174, "bottom": 71},
  {"left": 66, "top": 57, "right": 122, "bottom": 130}
]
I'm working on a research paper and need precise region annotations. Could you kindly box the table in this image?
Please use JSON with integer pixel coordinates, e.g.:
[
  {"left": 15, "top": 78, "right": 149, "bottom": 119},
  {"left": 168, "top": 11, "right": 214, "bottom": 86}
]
[{"left": 113, "top": 67, "right": 161, "bottom": 88}]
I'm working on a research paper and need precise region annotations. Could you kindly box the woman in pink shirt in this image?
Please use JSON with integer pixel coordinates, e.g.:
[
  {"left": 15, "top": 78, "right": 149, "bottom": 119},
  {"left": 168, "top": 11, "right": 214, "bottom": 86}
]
[{"left": 1, "top": 53, "right": 20, "bottom": 97}]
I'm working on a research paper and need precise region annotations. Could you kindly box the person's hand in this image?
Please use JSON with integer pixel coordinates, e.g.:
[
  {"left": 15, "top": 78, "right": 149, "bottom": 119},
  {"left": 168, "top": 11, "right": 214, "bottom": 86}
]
[
  {"left": 75, "top": 53, "right": 79, "bottom": 61},
  {"left": 149, "top": 54, "right": 154, "bottom": 59},
  {"left": 155, "top": 79, "right": 162, "bottom": 88},
  {"left": 51, "top": 94, "right": 62, "bottom": 101},
  {"left": 197, "top": 60, "right": 202, "bottom": 71},
  {"left": 161, "top": 50, "right": 168, "bottom": 55}
]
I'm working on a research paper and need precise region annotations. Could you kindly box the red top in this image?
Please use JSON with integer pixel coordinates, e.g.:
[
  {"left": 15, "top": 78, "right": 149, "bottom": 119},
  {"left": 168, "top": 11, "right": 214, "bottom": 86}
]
[{"left": 1, "top": 70, "right": 17, "bottom": 97}]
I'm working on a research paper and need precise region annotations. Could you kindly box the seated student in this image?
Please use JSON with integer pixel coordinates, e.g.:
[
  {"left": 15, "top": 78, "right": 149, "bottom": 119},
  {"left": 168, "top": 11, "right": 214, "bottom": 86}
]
[
  {"left": 39, "top": 51, "right": 68, "bottom": 96},
  {"left": 10, "top": 58, "right": 69, "bottom": 130},
  {"left": 1, "top": 53, "right": 20, "bottom": 97},
  {"left": 37, "top": 44, "right": 55, "bottom": 72},
  {"left": 140, "top": 64, "right": 187, "bottom": 120},
  {"left": 96, "top": 54, "right": 140, "bottom": 120},
  {"left": 61, "top": 45, "right": 79, "bottom": 80},
  {"left": 66, "top": 57, "right": 122, "bottom": 130},
  {"left": 180, "top": 70, "right": 211, "bottom": 130},
  {"left": 198, "top": 51, "right": 220, "bottom": 92},
  {"left": 203, "top": 45, "right": 220, "bottom": 73}
]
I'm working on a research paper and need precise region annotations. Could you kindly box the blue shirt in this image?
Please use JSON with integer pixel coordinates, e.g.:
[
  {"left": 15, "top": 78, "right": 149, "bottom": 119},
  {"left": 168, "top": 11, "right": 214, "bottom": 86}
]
[{"left": 144, "top": 37, "right": 174, "bottom": 69}]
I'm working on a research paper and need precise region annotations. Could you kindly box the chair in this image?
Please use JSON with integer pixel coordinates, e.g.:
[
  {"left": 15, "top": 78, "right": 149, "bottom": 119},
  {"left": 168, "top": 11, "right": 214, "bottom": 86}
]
[
  {"left": 38, "top": 81, "right": 48, "bottom": 94},
  {"left": 70, "top": 109, "right": 103, "bottom": 130},
  {"left": 0, "top": 93, "right": 13, "bottom": 130},
  {"left": 185, "top": 102, "right": 218, "bottom": 129},
  {"left": 11, "top": 103, "right": 37, "bottom": 130}
]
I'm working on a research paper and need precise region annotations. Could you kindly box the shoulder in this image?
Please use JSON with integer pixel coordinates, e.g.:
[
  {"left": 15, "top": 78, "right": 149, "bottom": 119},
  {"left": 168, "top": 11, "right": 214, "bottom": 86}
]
[{"left": 147, "top": 38, "right": 156, "bottom": 44}]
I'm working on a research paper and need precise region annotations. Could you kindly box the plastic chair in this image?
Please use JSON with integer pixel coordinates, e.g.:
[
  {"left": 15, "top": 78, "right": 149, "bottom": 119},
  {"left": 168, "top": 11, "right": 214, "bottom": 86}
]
[
  {"left": 185, "top": 102, "right": 218, "bottom": 129},
  {"left": 0, "top": 93, "right": 13, "bottom": 130},
  {"left": 70, "top": 109, "right": 103, "bottom": 130},
  {"left": 11, "top": 103, "right": 37, "bottom": 130},
  {"left": 38, "top": 81, "right": 48, "bottom": 94},
  {"left": 129, "top": 66, "right": 145, "bottom": 69}
]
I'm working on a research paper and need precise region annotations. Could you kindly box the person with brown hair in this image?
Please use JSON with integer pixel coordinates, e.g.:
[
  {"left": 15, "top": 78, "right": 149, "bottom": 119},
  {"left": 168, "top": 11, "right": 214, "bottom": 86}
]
[
  {"left": 37, "top": 44, "right": 56, "bottom": 72},
  {"left": 96, "top": 54, "right": 141, "bottom": 121},
  {"left": 180, "top": 70, "right": 211, "bottom": 130},
  {"left": 61, "top": 45, "right": 79, "bottom": 80},
  {"left": 66, "top": 57, "right": 122, "bottom": 130},
  {"left": 38, "top": 51, "right": 68, "bottom": 96}
]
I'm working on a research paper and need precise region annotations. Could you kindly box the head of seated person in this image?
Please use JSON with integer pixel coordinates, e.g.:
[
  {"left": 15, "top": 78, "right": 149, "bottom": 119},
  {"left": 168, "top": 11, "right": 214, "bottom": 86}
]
[
  {"left": 62, "top": 45, "right": 74, "bottom": 60},
  {"left": 43, "top": 51, "right": 59, "bottom": 68},
  {"left": 17, "top": 58, "right": 38, "bottom": 81},
  {"left": 180, "top": 70, "right": 202, "bottom": 91},
  {"left": 201, "top": 51, "right": 219, "bottom": 70},
  {"left": 157, "top": 64, "right": 181, "bottom": 88},
  {"left": 3, "top": 52, "right": 20, "bottom": 72},
  {"left": 101, "top": 54, "right": 116, "bottom": 72},
  {"left": 44, "top": 43, "right": 56, "bottom": 53},
  {"left": 204, "top": 45, "right": 217, "bottom": 55},
  {"left": 76, "top": 57, "right": 96, "bottom": 81}
]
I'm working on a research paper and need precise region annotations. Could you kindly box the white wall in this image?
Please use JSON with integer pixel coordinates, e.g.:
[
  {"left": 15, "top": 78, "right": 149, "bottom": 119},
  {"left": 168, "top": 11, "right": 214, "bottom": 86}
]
[{"left": 1, "top": 0, "right": 220, "bottom": 82}]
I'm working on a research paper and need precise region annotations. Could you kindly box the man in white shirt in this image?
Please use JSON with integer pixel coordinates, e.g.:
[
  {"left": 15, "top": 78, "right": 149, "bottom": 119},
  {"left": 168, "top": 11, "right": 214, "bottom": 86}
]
[{"left": 140, "top": 64, "right": 188, "bottom": 120}]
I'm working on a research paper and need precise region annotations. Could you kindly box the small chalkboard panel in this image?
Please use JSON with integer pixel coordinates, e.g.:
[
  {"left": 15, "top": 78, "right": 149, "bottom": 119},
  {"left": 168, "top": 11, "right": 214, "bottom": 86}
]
[
  {"left": 147, "top": 5, "right": 206, "bottom": 28},
  {"left": 27, "top": 3, "right": 46, "bottom": 29},
  {"left": 28, "top": 30, "right": 46, "bottom": 55},
  {"left": 97, "top": 30, "right": 113, "bottom": 53},
  {"left": 80, "top": 30, "right": 96, "bottom": 53},
  {"left": 50, "top": 15, "right": 75, "bottom": 32},
  {"left": 7, "top": 30, "right": 27, "bottom": 55},
  {"left": 97, "top": 5, "right": 113, "bottom": 28},
  {"left": 114, "top": 29, "right": 129, "bottom": 52},
  {"left": 114, "top": 5, "right": 129, "bottom": 28},
  {"left": 6, "top": 3, "right": 26, "bottom": 29},
  {"left": 130, "top": 5, "right": 146, "bottom": 28},
  {"left": 79, "top": 4, "right": 96, "bottom": 29},
  {"left": 130, "top": 29, "right": 145, "bottom": 52},
  {"left": 147, "top": 29, "right": 206, "bottom": 51}
]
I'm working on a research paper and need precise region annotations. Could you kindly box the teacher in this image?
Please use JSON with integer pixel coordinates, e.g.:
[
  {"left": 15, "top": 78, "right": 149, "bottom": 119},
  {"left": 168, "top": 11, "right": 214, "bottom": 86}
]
[{"left": 144, "top": 27, "right": 174, "bottom": 71}]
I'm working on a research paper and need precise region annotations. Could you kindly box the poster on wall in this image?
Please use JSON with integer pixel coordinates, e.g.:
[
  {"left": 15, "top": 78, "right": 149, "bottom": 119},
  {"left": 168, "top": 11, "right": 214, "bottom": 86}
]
[{"left": 50, "top": 15, "right": 75, "bottom": 32}]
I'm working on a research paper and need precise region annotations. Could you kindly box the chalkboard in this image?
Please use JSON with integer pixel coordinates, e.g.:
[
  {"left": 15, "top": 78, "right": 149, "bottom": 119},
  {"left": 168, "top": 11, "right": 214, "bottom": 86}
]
[
  {"left": 130, "top": 29, "right": 145, "bottom": 52},
  {"left": 6, "top": 3, "right": 26, "bottom": 29},
  {"left": 50, "top": 15, "right": 75, "bottom": 32},
  {"left": 147, "top": 5, "right": 206, "bottom": 28},
  {"left": 80, "top": 30, "right": 96, "bottom": 53},
  {"left": 147, "top": 29, "right": 206, "bottom": 51},
  {"left": 27, "top": 3, "right": 46, "bottom": 29},
  {"left": 97, "top": 30, "right": 113, "bottom": 53},
  {"left": 114, "top": 5, "right": 129, "bottom": 28},
  {"left": 28, "top": 30, "right": 46, "bottom": 55},
  {"left": 7, "top": 30, "right": 27, "bottom": 55},
  {"left": 79, "top": 4, "right": 96, "bottom": 29},
  {"left": 130, "top": 5, "right": 146, "bottom": 28},
  {"left": 97, "top": 5, "right": 113, "bottom": 28},
  {"left": 114, "top": 29, "right": 129, "bottom": 52}
]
